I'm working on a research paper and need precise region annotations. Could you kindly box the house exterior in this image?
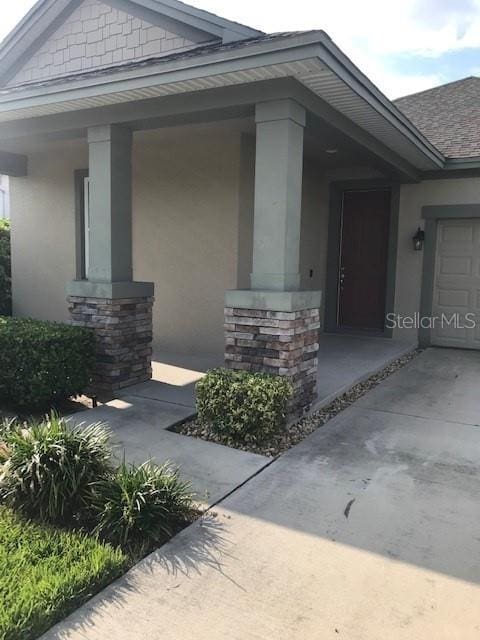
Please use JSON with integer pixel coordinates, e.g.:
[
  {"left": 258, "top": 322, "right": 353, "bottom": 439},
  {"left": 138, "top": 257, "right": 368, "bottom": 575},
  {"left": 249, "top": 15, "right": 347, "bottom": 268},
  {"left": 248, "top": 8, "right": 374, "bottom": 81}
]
[{"left": 0, "top": 0, "right": 479, "bottom": 413}]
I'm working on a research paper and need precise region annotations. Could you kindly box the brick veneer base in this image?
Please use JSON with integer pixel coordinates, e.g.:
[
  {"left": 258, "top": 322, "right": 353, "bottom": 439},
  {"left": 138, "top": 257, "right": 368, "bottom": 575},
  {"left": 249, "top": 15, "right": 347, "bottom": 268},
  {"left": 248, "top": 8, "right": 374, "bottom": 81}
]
[
  {"left": 225, "top": 306, "right": 320, "bottom": 415},
  {"left": 67, "top": 295, "right": 154, "bottom": 393}
]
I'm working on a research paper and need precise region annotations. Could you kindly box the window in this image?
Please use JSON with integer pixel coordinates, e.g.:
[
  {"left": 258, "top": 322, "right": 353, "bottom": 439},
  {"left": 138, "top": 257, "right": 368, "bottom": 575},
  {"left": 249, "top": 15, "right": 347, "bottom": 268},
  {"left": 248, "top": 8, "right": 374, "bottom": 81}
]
[
  {"left": 84, "top": 176, "right": 90, "bottom": 278},
  {"left": 0, "top": 189, "right": 6, "bottom": 219},
  {"left": 74, "top": 169, "right": 89, "bottom": 280},
  {"left": 0, "top": 175, "right": 10, "bottom": 220}
]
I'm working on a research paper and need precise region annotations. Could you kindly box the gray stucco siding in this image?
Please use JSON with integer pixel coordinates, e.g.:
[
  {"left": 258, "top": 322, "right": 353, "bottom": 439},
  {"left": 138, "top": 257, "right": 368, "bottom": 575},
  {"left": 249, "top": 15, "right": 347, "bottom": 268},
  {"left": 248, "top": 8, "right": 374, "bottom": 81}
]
[{"left": 10, "top": 117, "right": 480, "bottom": 357}]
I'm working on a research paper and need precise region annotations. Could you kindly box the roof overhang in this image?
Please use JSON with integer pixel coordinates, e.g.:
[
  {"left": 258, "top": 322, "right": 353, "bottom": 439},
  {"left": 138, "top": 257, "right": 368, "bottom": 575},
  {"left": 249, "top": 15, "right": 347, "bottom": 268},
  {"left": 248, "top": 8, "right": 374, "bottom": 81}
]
[{"left": 0, "top": 31, "right": 445, "bottom": 172}]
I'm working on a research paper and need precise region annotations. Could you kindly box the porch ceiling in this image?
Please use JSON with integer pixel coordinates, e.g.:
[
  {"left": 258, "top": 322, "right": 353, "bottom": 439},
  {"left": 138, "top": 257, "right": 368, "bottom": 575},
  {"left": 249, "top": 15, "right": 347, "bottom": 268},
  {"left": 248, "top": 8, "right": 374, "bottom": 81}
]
[
  {"left": 0, "top": 31, "right": 443, "bottom": 173},
  {"left": 303, "top": 117, "right": 390, "bottom": 172}
]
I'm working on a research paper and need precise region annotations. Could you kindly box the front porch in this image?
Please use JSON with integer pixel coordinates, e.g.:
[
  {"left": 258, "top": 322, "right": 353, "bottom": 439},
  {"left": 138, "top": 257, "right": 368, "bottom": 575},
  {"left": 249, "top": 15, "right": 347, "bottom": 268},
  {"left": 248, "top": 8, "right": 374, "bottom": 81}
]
[
  {"left": 4, "top": 92, "right": 421, "bottom": 415},
  {"left": 0, "top": 15, "right": 446, "bottom": 420}
]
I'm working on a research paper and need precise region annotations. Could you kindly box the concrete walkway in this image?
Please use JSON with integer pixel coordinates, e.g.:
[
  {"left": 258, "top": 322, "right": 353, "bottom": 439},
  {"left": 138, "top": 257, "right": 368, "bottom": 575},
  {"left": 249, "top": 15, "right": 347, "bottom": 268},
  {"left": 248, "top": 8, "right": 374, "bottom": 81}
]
[
  {"left": 69, "top": 396, "right": 269, "bottom": 506},
  {"left": 46, "top": 348, "right": 480, "bottom": 639}
]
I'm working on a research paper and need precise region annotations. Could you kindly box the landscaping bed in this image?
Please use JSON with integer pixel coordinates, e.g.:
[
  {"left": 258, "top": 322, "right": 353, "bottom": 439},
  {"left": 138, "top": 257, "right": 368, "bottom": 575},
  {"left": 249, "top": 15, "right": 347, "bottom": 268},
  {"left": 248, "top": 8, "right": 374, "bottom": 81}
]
[
  {"left": 0, "top": 414, "right": 198, "bottom": 640},
  {"left": 0, "top": 507, "right": 125, "bottom": 640},
  {"left": 174, "top": 350, "right": 420, "bottom": 457}
]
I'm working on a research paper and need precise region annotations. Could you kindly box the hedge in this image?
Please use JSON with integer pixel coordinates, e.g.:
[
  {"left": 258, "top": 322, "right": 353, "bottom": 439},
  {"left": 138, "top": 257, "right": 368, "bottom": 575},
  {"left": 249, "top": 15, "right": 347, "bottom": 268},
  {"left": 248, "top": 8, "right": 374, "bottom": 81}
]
[
  {"left": 196, "top": 368, "right": 293, "bottom": 445},
  {"left": 0, "top": 219, "right": 11, "bottom": 316},
  {"left": 0, "top": 317, "right": 96, "bottom": 410}
]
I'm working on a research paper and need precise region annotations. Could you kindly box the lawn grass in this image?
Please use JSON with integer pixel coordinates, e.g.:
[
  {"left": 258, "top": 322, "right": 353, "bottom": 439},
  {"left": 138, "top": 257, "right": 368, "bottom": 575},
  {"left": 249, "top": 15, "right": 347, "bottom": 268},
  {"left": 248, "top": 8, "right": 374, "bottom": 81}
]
[{"left": 0, "top": 507, "right": 126, "bottom": 640}]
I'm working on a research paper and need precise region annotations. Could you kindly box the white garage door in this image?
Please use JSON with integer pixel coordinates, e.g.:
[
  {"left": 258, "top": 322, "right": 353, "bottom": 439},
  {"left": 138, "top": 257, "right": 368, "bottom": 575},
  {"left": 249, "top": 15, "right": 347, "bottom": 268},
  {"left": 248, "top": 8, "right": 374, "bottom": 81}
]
[{"left": 432, "top": 219, "right": 480, "bottom": 349}]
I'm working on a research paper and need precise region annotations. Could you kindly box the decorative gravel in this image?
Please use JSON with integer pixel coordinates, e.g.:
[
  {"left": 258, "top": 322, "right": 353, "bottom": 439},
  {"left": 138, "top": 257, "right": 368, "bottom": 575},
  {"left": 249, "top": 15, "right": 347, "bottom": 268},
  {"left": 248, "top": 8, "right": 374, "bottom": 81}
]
[{"left": 175, "top": 349, "right": 420, "bottom": 458}]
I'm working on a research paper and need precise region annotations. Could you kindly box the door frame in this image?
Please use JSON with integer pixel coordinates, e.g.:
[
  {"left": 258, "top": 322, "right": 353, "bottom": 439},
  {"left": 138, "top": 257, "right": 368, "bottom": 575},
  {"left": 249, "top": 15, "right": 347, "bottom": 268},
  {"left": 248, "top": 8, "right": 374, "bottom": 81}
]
[
  {"left": 324, "top": 179, "right": 400, "bottom": 337},
  {"left": 420, "top": 204, "right": 480, "bottom": 347}
]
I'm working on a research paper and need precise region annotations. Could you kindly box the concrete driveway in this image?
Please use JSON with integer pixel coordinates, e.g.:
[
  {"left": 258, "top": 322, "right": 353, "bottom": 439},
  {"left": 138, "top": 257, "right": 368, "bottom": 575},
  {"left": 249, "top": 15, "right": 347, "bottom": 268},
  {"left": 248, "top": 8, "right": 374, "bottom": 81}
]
[{"left": 44, "top": 348, "right": 480, "bottom": 639}]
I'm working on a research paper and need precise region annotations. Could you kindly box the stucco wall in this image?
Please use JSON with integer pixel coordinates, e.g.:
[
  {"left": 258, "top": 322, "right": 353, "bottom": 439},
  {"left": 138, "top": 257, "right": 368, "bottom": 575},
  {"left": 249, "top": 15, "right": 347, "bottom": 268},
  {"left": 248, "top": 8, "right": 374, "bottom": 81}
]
[
  {"left": 8, "top": 124, "right": 243, "bottom": 358},
  {"left": 10, "top": 139, "right": 87, "bottom": 322},
  {"left": 13, "top": 126, "right": 473, "bottom": 355},
  {"left": 299, "top": 161, "right": 329, "bottom": 299},
  {"left": 394, "top": 177, "right": 480, "bottom": 340},
  {"left": 132, "top": 123, "right": 242, "bottom": 357},
  {"left": 8, "top": 120, "right": 404, "bottom": 357}
]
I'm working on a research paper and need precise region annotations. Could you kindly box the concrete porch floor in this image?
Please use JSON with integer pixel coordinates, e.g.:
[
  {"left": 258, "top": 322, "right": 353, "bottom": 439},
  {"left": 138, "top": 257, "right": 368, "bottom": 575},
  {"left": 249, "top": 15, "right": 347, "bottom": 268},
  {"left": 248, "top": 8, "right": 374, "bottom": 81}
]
[
  {"left": 68, "top": 334, "right": 415, "bottom": 507},
  {"left": 314, "top": 333, "right": 417, "bottom": 409},
  {"left": 141, "top": 333, "right": 417, "bottom": 411}
]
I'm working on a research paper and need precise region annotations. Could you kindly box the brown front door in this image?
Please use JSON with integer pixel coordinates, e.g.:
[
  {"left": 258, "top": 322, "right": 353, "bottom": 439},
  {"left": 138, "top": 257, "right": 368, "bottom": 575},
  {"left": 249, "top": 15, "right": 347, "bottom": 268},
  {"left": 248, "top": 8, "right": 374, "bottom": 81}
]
[{"left": 337, "top": 189, "right": 391, "bottom": 331}]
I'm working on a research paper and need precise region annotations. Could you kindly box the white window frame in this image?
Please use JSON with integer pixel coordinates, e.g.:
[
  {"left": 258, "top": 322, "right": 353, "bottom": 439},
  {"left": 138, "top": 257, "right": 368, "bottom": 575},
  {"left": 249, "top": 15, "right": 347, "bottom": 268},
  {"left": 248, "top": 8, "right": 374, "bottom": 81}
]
[{"left": 84, "top": 177, "right": 90, "bottom": 278}]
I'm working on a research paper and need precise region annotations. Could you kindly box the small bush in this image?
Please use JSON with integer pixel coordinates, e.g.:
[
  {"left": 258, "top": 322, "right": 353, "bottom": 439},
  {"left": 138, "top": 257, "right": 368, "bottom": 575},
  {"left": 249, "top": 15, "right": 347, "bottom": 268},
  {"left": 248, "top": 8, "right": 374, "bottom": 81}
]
[
  {"left": 196, "top": 368, "right": 293, "bottom": 445},
  {"left": 0, "top": 316, "right": 95, "bottom": 410},
  {"left": 0, "top": 414, "right": 112, "bottom": 525},
  {"left": 0, "top": 219, "right": 11, "bottom": 316},
  {"left": 90, "top": 462, "right": 194, "bottom": 553}
]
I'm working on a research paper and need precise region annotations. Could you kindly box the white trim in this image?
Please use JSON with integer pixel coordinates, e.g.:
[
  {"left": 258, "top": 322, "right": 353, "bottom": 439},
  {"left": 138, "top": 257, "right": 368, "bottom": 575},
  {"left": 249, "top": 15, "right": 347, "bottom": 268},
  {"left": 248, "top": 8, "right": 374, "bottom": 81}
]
[{"left": 84, "top": 176, "right": 90, "bottom": 278}]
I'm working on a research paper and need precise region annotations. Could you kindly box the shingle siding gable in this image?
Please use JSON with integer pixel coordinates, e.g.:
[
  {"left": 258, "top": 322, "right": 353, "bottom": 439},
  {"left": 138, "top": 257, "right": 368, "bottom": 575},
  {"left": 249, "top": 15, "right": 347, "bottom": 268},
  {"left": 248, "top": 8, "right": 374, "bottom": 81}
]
[{"left": 9, "top": 0, "right": 201, "bottom": 85}]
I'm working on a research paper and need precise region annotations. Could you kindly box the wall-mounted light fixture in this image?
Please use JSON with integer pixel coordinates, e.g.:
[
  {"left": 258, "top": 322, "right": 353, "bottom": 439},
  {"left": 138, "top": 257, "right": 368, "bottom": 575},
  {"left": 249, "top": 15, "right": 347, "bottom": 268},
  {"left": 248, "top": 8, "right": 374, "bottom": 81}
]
[{"left": 412, "top": 227, "right": 425, "bottom": 251}]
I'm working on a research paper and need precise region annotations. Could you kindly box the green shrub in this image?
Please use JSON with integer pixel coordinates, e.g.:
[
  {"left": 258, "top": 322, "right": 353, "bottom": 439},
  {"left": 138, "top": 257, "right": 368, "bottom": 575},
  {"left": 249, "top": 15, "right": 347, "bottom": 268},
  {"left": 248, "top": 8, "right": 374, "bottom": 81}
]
[
  {"left": 0, "top": 414, "right": 112, "bottom": 525},
  {"left": 0, "top": 219, "right": 11, "bottom": 316},
  {"left": 0, "top": 316, "right": 95, "bottom": 410},
  {"left": 90, "top": 461, "right": 194, "bottom": 553},
  {"left": 0, "top": 507, "right": 125, "bottom": 640},
  {"left": 196, "top": 368, "right": 293, "bottom": 445}
]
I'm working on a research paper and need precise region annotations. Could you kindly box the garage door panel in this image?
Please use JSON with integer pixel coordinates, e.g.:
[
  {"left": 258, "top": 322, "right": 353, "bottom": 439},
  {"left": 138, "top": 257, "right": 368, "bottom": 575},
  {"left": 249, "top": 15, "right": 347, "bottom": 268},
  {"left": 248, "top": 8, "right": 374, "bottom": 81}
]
[
  {"left": 438, "top": 256, "right": 472, "bottom": 276},
  {"left": 436, "top": 287, "right": 470, "bottom": 308},
  {"left": 440, "top": 222, "right": 474, "bottom": 243},
  {"left": 435, "top": 324, "right": 467, "bottom": 341},
  {"left": 432, "top": 219, "right": 480, "bottom": 349}
]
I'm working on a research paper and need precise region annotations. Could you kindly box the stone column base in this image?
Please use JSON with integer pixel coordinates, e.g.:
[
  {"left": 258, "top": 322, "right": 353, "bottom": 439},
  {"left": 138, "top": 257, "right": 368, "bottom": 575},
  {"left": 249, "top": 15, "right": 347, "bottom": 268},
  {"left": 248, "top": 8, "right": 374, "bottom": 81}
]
[
  {"left": 224, "top": 291, "right": 321, "bottom": 416},
  {"left": 67, "top": 295, "right": 154, "bottom": 393}
]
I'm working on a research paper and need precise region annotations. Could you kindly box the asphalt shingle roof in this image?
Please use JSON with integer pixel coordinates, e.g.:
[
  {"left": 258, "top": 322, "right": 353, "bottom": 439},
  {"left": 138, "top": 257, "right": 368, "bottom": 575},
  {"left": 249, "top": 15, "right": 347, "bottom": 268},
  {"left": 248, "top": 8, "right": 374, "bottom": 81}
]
[{"left": 394, "top": 76, "right": 480, "bottom": 159}]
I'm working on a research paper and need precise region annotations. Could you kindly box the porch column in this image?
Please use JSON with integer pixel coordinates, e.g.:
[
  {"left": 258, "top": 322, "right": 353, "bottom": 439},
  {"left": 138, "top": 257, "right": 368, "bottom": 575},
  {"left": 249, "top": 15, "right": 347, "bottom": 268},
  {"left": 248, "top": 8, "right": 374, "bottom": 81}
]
[
  {"left": 251, "top": 99, "right": 305, "bottom": 291},
  {"left": 225, "top": 100, "right": 321, "bottom": 416},
  {"left": 67, "top": 124, "right": 154, "bottom": 393},
  {"left": 87, "top": 125, "right": 133, "bottom": 283}
]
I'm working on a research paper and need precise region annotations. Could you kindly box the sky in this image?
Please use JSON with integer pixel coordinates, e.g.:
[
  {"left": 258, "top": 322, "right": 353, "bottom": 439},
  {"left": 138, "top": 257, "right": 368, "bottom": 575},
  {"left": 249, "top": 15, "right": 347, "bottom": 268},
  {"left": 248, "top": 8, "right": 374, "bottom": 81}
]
[{"left": 1, "top": 0, "right": 480, "bottom": 99}]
